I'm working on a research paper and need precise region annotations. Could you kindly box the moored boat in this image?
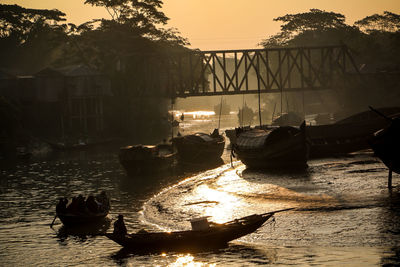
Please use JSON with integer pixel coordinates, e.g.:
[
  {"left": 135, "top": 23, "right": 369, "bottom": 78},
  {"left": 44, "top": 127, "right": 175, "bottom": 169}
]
[
  {"left": 172, "top": 129, "right": 225, "bottom": 164},
  {"left": 369, "top": 117, "right": 400, "bottom": 174},
  {"left": 119, "top": 143, "right": 176, "bottom": 176},
  {"left": 232, "top": 122, "right": 309, "bottom": 169},
  {"left": 105, "top": 209, "right": 292, "bottom": 252},
  {"left": 307, "top": 107, "right": 400, "bottom": 158}
]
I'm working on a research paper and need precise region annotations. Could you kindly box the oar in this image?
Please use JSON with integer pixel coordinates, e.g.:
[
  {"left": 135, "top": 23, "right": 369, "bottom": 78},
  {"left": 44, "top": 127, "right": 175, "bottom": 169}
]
[
  {"left": 50, "top": 214, "right": 57, "bottom": 228},
  {"left": 369, "top": 106, "right": 393, "bottom": 122},
  {"left": 261, "top": 207, "right": 295, "bottom": 216}
]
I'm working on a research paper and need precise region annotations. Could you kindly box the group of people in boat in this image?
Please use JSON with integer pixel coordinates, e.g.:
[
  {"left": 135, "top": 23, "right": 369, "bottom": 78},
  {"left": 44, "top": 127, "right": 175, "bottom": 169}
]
[{"left": 56, "top": 191, "right": 110, "bottom": 215}]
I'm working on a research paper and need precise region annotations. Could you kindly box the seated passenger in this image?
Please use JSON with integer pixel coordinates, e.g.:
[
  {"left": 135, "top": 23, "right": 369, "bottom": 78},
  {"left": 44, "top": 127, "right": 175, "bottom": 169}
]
[
  {"left": 56, "top": 198, "right": 67, "bottom": 214},
  {"left": 96, "top": 191, "right": 110, "bottom": 211},
  {"left": 76, "top": 194, "right": 86, "bottom": 213},
  {"left": 86, "top": 195, "right": 99, "bottom": 213},
  {"left": 67, "top": 197, "right": 78, "bottom": 213},
  {"left": 211, "top": 128, "right": 219, "bottom": 137}
]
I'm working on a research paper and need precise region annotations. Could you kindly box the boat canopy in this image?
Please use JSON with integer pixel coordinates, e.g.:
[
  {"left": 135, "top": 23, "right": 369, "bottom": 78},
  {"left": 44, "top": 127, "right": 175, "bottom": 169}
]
[
  {"left": 184, "top": 133, "right": 214, "bottom": 142},
  {"left": 236, "top": 129, "right": 269, "bottom": 149},
  {"left": 236, "top": 127, "right": 301, "bottom": 150}
]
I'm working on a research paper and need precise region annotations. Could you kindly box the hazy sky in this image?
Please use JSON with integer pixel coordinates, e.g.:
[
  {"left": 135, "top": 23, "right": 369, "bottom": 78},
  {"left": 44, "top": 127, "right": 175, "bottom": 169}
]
[{"left": 3, "top": 0, "right": 400, "bottom": 50}]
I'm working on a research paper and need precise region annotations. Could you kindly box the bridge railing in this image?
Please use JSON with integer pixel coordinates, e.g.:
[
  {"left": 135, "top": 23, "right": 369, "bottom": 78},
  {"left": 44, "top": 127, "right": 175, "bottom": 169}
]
[{"left": 168, "top": 45, "right": 359, "bottom": 97}]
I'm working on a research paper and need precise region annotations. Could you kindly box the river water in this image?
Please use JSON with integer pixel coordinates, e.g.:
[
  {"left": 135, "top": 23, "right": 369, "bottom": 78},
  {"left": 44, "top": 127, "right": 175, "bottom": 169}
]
[{"left": 1, "top": 113, "right": 400, "bottom": 266}]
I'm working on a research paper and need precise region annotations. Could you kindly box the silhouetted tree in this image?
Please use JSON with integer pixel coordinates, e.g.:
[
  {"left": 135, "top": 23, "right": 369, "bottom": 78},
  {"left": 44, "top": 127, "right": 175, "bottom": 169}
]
[
  {"left": 0, "top": 4, "right": 68, "bottom": 72},
  {"left": 355, "top": 11, "right": 400, "bottom": 33},
  {"left": 260, "top": 9, "right": 353, "bottom": 47}
]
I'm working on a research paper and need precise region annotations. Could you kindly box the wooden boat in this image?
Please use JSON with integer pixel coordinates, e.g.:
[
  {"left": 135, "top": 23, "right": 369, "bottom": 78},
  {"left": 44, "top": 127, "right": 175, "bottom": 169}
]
[
  {"left": 369, "top": 117, "right": 400, "bottom": 174},
  {"left": 48, "top": 141, "right": 90, "bottom": 151},
  {"left": 105, "top": 209, "right": 292, "bottom": 252},
  {"left": 307, "top": 107, "right": 400, "bottom": 158},
  {"left": 232, "top": 122, "right": 309, "bottom": 169},
  {"left": 55, "top": 193, "right": 110, "bottom": 227},
  {"left": 172, "top": 130, "right": 225, "bottom": 164},
  {"left": 119, "top": 143, "right": 176, "bottom": 176},
  {"left": 58, "top": 210, "right": 110, "bottom": 226},
  {"left": 46, "top": 138, "right": 115, "bottom": 151},
  {"left": 272, "top": 112, "right": 303, "bottom": 126}
]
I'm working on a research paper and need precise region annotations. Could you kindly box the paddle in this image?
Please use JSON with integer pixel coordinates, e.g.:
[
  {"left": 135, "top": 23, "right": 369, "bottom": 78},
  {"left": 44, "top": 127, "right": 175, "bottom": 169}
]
[
  {"left": 261, "top": 207, "right": 295, "bottom": 216},
  {"left": 50, "top": 215, "right": 57, "bottom": 228}
]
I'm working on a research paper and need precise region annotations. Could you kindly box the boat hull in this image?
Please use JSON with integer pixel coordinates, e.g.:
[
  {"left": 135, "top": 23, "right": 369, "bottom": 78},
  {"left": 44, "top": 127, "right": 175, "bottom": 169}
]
[
  {"left": 234, "top": 125, "right": 309, "bottom": 170},
  {"left": 119, "top": 144, "right": 176, "bottom": 176},
  {"left": 106, "top": 213, "right": 272, "bottom": 252},
  {"left": 308, "top": 119, "right": 393, "bottom": 158},
  {"left": 173, "top": 135, "right": 225, "bottom": 163},
  {"left": 119, "top": 156, "right": 175, "bottom": 176},
  {"left": 237, "top": 140, "right": 308, "bottom": 169},
  {"left": 369, "top": 119, "right": 400, "bottom": 174},
  {"left": 57, "top": 212, "right": 109, "bottom": 227}
]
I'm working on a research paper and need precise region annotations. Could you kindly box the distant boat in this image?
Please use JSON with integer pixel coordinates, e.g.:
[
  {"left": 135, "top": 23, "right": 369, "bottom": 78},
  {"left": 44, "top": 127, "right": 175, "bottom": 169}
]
[
  {"left": 46, "top": 138, "right": 115, "bottom": 151},
  {"left": 119, "top": 144, "right": 176, "bottom": 176},
  {"left": 214, "top": 99, "right": 231, "bottom": 115},
  {"left": 172, "top": 129, "right": 225, "bottom": 164},
  {"left": 232, "top": 122, "right": 309, "bottom": 169},
  {"left": 47, "top": 141, "right": 90, "bottom": 151},
  {"left": 105, "top": 209, "right": 292, "bottom": 253}
]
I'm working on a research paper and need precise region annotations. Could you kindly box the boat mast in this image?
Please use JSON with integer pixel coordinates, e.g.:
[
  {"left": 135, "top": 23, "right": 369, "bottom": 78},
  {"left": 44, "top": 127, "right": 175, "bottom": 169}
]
[
  {"left": 171, "top": 98, "right": 174, "bottom": 139},
  {"left": 241, "top": 94, "right": 245, "bottom": 127},
  {"left": 258, "top": 81, "right": 262, "bottom": 127},
  {"left": 271, "top": 102, "right": 276, "bottom": 124}
]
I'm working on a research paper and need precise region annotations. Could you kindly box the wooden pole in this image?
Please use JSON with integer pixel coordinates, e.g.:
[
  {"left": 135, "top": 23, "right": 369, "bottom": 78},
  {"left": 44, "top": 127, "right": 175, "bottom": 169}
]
[{"left": 218, "top": 96, "right": 223, "bottom": 130}]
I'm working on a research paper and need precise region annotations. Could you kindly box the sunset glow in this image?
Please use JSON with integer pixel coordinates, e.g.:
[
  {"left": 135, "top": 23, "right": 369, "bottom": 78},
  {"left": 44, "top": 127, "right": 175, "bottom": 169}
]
[{"left": 3, "top": 0, "right": 399, "bottom": 50}]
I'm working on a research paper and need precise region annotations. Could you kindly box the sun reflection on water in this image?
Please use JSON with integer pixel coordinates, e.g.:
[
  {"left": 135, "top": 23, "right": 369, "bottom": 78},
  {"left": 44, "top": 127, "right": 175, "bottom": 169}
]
[
  {"left": 166, "top": 255, "right": 216, "bottom": 267},
  {"left": 191, "top": 183, "right": 244, "bottom": 223}
]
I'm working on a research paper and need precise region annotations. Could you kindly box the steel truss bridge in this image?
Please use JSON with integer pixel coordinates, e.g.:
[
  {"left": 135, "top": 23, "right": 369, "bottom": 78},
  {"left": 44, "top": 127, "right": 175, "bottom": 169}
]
[{"left": 165, "top": 45, "right": 359, "bottom": 98}]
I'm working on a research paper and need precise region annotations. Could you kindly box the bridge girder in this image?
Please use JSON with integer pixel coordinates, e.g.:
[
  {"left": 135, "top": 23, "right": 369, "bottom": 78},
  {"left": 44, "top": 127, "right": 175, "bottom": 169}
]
[{"left": 167, "top": 45, "right": 359, "bottom": 98}]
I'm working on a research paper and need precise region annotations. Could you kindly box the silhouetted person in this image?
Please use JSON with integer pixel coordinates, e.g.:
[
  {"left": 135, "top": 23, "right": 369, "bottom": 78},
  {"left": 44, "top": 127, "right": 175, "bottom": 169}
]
[
  {"left": 113, "top": 215, "right": 127, "bottom": 236},
  {"left": 67, "top": 197, "right": 78, "bottom": 213},
  {"left": 56, "top": 198, "right": 67, "bottom": 214},
  {"left": 86, "top": 195, "right": 98, "bottom": 213},
  {"left": 96, "top": 191, "right": 109, "bottom": 212},
  {"left": 211, "top": 128, "right": 219, "bottom": 137},
  {"left": 77, "top": 194, "right": 86, "bottom": 213}
]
